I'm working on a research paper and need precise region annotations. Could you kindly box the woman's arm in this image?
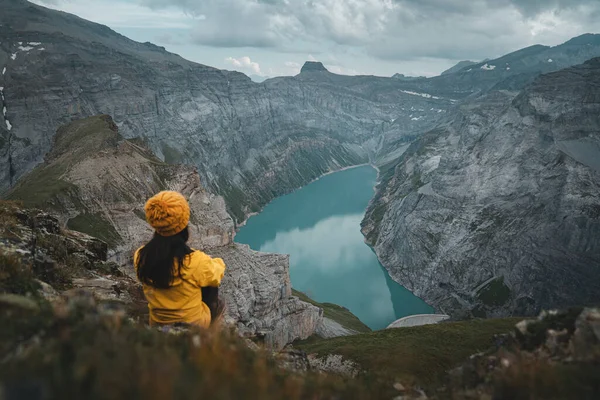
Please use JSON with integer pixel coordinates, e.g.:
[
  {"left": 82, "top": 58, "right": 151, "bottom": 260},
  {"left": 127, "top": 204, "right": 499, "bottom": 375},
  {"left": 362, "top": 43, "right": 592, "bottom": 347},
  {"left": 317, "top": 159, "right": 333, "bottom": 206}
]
[{"left": 191, "top": 251, "right": 226, "bottom": 287}]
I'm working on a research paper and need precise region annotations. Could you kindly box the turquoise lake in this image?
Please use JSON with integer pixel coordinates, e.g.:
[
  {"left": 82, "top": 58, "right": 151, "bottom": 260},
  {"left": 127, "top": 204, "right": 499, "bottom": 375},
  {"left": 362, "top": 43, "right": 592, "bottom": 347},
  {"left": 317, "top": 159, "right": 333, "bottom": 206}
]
[{"left": 235, "top": 165, "right": 433, "bottom": 330}]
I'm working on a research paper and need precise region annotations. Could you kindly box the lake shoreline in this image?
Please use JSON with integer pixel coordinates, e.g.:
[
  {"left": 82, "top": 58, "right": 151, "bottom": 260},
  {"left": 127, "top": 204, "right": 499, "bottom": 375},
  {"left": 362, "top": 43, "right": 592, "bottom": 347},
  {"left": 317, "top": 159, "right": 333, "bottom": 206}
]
[
  {"left": 235, "top": 165, "right": 434, "bottom": 330},
  {"left": 236, "top": 163, "right": 373, "bottom": 230}
]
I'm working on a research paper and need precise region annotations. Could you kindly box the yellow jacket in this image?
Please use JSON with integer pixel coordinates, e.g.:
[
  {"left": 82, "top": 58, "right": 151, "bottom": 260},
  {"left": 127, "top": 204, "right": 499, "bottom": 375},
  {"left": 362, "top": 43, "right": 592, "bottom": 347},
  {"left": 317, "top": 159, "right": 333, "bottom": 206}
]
[{"left": 134, "top": 248, "right": 226, "bottom": 328}]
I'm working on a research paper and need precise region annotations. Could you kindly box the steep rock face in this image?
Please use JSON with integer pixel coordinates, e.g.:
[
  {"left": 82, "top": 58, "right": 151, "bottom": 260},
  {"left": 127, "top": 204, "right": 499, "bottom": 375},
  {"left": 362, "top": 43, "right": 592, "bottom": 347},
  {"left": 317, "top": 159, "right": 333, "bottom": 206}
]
[
  {"left": 363, "top": 58, "right": 600, "bottom": 318},
  {"left": 7, "top": 115, "right": 321, "bottom": 348},
  {"left": 210, "top": 245, "right": 323, "bottom": 349}
]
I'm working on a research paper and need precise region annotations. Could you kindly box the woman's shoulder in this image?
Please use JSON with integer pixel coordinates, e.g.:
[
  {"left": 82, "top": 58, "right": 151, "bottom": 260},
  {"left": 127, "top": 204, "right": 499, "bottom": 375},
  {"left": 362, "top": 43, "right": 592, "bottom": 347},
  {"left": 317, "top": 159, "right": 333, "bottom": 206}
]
[
  {"left": 187, "top": 249, "right": 209, "bottom": 262},
  {"left": 186, "top": 249, "right": 223, "bottom": 268}
]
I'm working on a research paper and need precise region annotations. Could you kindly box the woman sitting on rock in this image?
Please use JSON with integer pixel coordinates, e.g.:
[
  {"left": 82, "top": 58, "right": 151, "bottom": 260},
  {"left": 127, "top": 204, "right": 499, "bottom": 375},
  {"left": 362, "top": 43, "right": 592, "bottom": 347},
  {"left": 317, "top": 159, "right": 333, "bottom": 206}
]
[{"left": 134, "top": 191, "right": 226, "bottom": 328}]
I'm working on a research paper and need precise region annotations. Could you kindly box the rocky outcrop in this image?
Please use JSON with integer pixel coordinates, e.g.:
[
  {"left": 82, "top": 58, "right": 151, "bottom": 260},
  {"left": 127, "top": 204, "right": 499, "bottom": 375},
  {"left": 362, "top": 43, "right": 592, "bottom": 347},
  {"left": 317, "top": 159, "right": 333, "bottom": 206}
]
[
  {"left": 210, "top": 244, "right": 322, "bottom": 349},
  {"left": 435, "top": 307, "right": 600, "bottom": 399},
  {"left": 363, "top": 58, "right": 600, "bottom": 318},
  {"left": 0, "top": 202, "right": 142, "bottom": 306},
  {"left": 6, "top": 115, "right": 321, "bottom": 349},
  {"left": 7, "top": 115, "right": 233, "bottom": 260}
]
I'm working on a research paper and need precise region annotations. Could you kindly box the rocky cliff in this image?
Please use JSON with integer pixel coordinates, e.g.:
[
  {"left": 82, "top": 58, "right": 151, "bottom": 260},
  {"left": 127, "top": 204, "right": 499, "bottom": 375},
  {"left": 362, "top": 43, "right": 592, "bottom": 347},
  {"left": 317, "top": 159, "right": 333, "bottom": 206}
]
[
  {"left": 6, "top": 115, "right": 322, "bottom": 349},
  {"left": 3, "top": 0, "right": 600, "bottom": 224},
  {"left": 363, "top": 58, "right": 600, "bottom": 318}
]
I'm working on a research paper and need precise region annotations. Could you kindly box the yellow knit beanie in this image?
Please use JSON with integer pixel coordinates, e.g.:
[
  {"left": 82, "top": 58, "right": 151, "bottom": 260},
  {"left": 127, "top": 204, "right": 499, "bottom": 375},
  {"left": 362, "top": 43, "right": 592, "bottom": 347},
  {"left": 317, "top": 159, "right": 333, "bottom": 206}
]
[{"left": 144, "top": 191, "right": 190, "bottom": 237}]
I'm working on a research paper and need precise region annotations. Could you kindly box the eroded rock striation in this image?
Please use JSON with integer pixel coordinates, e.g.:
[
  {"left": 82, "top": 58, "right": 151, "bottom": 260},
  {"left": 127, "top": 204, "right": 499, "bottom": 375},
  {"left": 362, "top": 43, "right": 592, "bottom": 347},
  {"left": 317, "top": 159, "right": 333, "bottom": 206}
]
[{"left": 363, "top": 58, "right": 600, "bottom": 318}]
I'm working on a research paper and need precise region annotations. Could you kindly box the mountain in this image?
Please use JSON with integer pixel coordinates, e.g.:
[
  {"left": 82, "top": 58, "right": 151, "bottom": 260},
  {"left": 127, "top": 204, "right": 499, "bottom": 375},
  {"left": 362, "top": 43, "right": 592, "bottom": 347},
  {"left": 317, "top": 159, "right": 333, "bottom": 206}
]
[
  {"left": 6, "top": 115, "right": 322, "bottom": 349},
  {"left": 441, "top": 60, "right": 477, "bottom": 75},
  {"left": 362, "top": 58, "right": 600, "bottom": 318},
  {"left": 427, "top": 36, "right": 600, "bottom": 93},
  {"left": 3, "top": 1, "right": 600, "bottom": 225},
  {"left": 392, "top": 73, "right": 426, "bottom": 80}
]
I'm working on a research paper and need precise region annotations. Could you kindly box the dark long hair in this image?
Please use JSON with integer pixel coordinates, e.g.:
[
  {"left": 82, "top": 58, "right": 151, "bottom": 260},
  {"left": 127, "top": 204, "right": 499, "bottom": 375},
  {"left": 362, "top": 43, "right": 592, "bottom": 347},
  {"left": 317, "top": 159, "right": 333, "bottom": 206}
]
[{"left": 137, "top": 227, "right": 193, "bottom": 289}]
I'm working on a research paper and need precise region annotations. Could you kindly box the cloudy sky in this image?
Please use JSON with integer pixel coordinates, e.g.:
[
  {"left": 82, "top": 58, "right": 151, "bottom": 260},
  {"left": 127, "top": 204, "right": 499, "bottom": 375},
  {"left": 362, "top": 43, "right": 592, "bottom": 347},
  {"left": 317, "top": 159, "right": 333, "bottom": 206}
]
[{"left": 33, "top": 0, "right": 600, "bottom": 78}]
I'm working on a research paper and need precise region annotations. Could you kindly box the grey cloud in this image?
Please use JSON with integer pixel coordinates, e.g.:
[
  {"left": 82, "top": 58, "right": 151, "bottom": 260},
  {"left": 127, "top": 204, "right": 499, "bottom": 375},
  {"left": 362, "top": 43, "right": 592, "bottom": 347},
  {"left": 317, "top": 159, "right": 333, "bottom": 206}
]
[
  {"left": 503, "top": 0, "right": 600, "bottom": 15},
  {"left": 140, "top": 0, "right": 600, "bottom": 61}
]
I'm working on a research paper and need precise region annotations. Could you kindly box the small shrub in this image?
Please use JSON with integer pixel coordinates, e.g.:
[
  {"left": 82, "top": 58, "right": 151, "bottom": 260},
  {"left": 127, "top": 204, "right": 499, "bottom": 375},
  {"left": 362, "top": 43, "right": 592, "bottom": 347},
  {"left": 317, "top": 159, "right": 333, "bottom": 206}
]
[
  {"left": 67, "top": 213, "right": 122, "bottom": 247},
  {"left": 0, "top": 251, "right": 40, "bottom": 296},
  {"left": 477, "top": 277, "right": 512, "bottom": 307},
  {"left": 0, "top": 201, "right": 22, "bottom": 237}
]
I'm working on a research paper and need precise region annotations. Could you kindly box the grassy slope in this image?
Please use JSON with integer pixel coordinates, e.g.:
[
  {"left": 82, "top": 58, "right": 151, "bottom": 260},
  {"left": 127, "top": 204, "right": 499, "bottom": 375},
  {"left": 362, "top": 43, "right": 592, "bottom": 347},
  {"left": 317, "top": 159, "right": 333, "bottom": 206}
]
[
  {"left": 292, "top": 289, "right": 371, "bottom": 334},
  {"left": 296, "top": 318, "right": 521, "bottom": 387},
  {"left": 0, "top": 300, "right": 391, "bottom": 400},
  {"left": 7, "top": 115, "right": 120, "bottom": 209}
]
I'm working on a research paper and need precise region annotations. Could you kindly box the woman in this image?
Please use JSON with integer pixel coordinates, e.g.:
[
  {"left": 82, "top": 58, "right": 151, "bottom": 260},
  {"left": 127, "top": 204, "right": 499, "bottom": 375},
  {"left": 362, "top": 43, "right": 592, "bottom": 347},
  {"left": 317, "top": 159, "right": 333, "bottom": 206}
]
[{"left": 134, "top": 191, "right": 226, "bottom": 328}]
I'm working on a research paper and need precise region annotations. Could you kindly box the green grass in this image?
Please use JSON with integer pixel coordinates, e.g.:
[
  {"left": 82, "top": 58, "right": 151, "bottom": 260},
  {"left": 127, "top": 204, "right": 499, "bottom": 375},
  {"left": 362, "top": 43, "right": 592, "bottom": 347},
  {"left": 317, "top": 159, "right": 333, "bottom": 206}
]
[
  {"left": 51, "top": 115, "right": 121, "bottom": 158},
  {"left": 161, "top": 143, "right": 184, "bottom": 164},
  {"left": 477, "top": 277, "right": 512, "bottom": 307},
  {"left": 215, "top": 176, "right": 250, "bottom": 224},
  {"left": 67, "top": 213, "right": 122, "bottom": 247},
  {"left": 6, "top": 115, "right": 120, "bottom": 210},
  {"left": 0, "top": 296, "right": 391, "bottom": 400},
  {"left": 0, "top": 252, "right": 41, "bottom": 297},
  {"left": 296, "top": 318, "right": 521, "bottom": 387},
  {"left": 7, "top": 164, "right": 77, "bottom": 209},
  {"left": 292, "top": 289, "right": 371, "bottom": 334}
]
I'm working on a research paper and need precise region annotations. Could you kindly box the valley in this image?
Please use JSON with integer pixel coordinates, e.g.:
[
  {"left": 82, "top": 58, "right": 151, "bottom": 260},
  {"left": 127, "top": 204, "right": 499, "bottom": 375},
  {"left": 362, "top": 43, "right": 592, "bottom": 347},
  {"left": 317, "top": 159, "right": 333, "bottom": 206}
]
[{"left": 0, "top": 0, "right": 599, "bottom": 353}]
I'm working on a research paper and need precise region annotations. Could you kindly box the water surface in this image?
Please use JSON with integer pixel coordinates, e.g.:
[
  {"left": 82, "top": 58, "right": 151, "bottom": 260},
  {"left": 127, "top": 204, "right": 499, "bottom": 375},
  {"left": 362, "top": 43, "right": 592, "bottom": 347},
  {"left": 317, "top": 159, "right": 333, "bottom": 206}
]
[{"left": 235, "top": 165, "right": 433, "bottom": 330}]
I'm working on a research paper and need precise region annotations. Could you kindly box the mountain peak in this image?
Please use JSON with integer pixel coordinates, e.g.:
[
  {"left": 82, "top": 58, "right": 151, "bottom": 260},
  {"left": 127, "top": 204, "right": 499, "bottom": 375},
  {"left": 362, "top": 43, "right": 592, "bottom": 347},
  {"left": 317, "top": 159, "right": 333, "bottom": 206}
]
[{"left": 301, "top": 61, "right": 328, "bottom": 73}]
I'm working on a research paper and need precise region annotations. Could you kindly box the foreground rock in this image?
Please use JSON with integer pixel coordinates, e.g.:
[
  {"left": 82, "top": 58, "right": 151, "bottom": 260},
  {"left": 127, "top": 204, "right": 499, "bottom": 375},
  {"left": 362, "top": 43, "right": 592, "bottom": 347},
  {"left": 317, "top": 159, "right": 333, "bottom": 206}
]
[
  {"left": 6, "top": 116, "right": 321, "bottom": 349},
  {"left": 0, "top": 202, "right": 142, "bottom": 309},
  {"left": 363, "top": 58, "right": 600, "bottom": 318},
  {"left": 436, "top": 307, "right": 600, "bottom": 399},
  {"left": 0, "top": 290, "right": 383, "bottom": 400}
]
